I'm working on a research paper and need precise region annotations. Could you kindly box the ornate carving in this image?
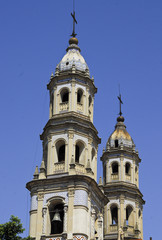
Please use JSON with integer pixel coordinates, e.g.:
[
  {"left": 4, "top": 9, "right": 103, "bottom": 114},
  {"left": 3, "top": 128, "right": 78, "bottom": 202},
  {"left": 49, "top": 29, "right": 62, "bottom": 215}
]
[{"left": 37, "top": 193, "right": 44, "bottom": 201}]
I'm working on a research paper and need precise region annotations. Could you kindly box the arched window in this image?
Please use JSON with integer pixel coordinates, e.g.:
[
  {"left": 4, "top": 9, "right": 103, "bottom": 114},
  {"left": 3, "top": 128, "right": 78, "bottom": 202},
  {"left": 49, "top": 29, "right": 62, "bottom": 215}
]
[
  {"left": 77, "top": 89, "right": 83, "bottom": 103},
  {"left": 56, "top": 140, "right": 66, "bottom": 162},
  {"left": 75, "top": 145, "right": 79, "bottom": 163},
  {"left": 89, "top": 95, "right": 92, "bottom": 107},
  {"left": 115, "top": 139, "right": 119, "bottom": 148},
  {"left": 125, "top": 162, "right": 131, "bottom": 175},
  {"left": 75, "top": 141, "right": 85, "bottom": 164},
  {"left": 112, "top": 162, "right": 118, "bottom": 174},
  {"left": 110, "top": 205, "right": 118, "bottom": 225},
  {"left": 50, "top": 203, "right": 64, "bottom": 234},
  {"left": 91, "top": 148, "right": 95, "bottom": 161},
  {"left": 60, "top": 89, "right": 69, "bottom": 103},
  {"left": 126, "top": 205, "right": 134, "bottom": 226}
]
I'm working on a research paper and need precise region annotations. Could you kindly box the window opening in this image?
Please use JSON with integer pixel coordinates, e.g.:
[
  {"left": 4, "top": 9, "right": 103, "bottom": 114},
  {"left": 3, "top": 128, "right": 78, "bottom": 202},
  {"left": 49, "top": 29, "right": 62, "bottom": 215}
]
[
  {"left": 126, "top": 206, "right": 133, "bottom": 226},
  {"left": 77, "top": 89, "right": 83, "bottom": 103},
  {"left": 115, "top": 139, "right": 118, "bottom": 148},
  {"left": 62, "top": 92, "right": 69, "bottom": 102},
  {"left": 58, "top": 145, "right": 65, "bottom": 162},
  {"left": 75, "top": 145, "right": 79, "bottom": 163},
  {"left": 125, "top": 163, "right": 131, "bottom": 175},
  {"left": 89, "top": 95, "right": 92, "bottom": 107},
  {"left": 50, "top": 204, "right": 64, "bottom": 234},
  {"left": 112, "top": 162, "right": 118, "bottom": 174},
  {"left": 111, "top": 206, "right": 118, "bottom": 225}
]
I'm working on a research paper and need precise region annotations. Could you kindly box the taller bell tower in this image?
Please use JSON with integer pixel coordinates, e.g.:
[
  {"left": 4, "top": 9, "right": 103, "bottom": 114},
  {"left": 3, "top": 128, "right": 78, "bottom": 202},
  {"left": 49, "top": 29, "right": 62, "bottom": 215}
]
[{"left": 26, "top": 35, "right": 108, "bottom": 240}]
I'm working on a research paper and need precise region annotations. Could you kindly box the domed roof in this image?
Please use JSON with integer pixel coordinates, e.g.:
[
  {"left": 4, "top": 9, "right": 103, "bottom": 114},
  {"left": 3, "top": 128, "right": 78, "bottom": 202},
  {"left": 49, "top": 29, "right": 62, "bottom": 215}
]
[
  {"left": 107, "top": 116, "right": 134, "bottom": 149},
  {"left": 58, "top": 37, "right": 89, "bottom": 73}
]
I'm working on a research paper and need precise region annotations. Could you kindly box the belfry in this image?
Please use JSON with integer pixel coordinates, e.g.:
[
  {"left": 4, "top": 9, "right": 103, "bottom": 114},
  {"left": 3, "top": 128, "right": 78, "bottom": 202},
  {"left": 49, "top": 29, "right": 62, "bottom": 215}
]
[{"left": 26, "top": 10, "right": 145, "bottom": 240}]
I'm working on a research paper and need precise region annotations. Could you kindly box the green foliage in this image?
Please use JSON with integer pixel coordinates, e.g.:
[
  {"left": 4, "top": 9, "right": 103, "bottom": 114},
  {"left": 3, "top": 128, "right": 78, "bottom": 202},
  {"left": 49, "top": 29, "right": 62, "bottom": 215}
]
[{"left": 0, "top": 215, "right": 32, "bottom": 240}]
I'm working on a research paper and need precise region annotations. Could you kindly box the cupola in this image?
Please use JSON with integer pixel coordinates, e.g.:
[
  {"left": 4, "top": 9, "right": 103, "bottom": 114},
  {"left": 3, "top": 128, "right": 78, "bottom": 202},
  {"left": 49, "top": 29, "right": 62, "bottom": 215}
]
[
  {"left": 57, "top": 37, "right": 90, "bottom": 75},
  {"left": 106, "top": 115, "right": 135, "bottom": 149}
]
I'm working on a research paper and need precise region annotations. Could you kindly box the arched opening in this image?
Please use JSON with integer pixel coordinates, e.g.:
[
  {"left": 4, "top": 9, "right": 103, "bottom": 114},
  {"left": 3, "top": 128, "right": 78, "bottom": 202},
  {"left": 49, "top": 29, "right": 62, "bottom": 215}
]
[
  {"left": 75, "top": 145, "right": 79, "bottom": 163},
  {"left": 110, "top": 205, "right": 118, "bottom": 225},
  {"left": 89, "top": 95, "right": 92, "bottom": 107},
  {"left": 115, "top": 139, "right": 119, "bottom": 148},
  {"left": 60, "top": 89, "right": 69, "bottom": 103},
  {"left": 91, "top": 148, "right": 95, "bottom": 161},
  {"left": 77, "top": 89, "right": 83, "bottom": 103},
  {"left": 49, "top": 203, "right": 64, "bottom": 234},
  {"left": 112, "top": 162, "right": 118, "bottom": 174},
  {"left": 125, "top": 162, "right": 131, "bottom": 175},
  {"left": 75, "top": 141, "right": 85, "bottom": 164},
  {"left": 56, "top": 140, "right": 66, "bottom": 163},
  {"left": 126, "top": 205, "right": 134, "bottom": 226}
]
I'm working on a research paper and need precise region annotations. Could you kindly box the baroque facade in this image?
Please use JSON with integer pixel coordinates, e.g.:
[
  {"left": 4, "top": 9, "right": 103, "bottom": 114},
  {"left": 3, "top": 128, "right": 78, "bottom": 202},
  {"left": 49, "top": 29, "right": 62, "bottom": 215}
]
[{"left": 26, "top": 35, "right": 145, "bottom": 240}]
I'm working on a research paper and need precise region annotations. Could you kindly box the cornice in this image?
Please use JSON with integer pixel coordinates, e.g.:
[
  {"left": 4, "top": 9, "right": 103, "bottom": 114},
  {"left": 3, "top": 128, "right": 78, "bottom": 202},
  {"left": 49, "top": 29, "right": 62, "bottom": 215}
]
[
  {"left": 26, "top": 175, "right": 108, "bottom": 205},
  {"left": 47, "top": 72, "right": 97, "bottom": 94},
  {"left": 40, "top": 112, "right": 101, "bottom": 144}
]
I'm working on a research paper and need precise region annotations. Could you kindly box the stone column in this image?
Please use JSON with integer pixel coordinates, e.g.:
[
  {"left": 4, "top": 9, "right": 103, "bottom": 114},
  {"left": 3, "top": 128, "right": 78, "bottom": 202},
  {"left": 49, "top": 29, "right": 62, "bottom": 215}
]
[
  {"left": 97, "top": 213, "right": 103, "bottom": 240},
  {"left": 83, "top": 93, "right": 86, "bottom": 115},
  {"left": 36, "top": 193, "right": 44, "bottom": 240},
  {"left": 47, "top": 136, "right": 52, "bottom": 175},
  {"left": 56, "top": 92, "right": 59, "bottom": 113},
  {"left": 67, "top": 187, "right": 74, "bottom": 240},
  {"left": 65, "top": 142, "right": 68, "bottom": 172},
  {"left": 86, "top": 87, "right": 89, "bottom": 116},
  {"left": 91, "top": 208, "right": 96, "bottom": 239},
  {"left": 120, "top": 196, "right": 124, "bottom": 227},
  {"left": 53, "top": 87, "right": 57, "bottom": 114},
  {"left": 120, "top": 154, "right": 124, "bottom": 181},
  {"left": 63, "top": 205, "right": 68, "bottom": 233},
  {"left": 42, "top": 207, "right": 47, "bottom": 235},
  {"left": 71, "top": 80, "right": 75, "bottom": 111},
  {"left": 68, "top": 132, "right": 74, "bottom": 172}
]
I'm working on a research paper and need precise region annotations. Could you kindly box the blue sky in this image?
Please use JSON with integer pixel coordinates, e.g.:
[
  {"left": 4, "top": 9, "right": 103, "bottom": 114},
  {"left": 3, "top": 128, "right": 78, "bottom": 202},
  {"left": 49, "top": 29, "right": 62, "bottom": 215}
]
[{"left": 0, "top": 1, "right": 162, "bottom": 239}]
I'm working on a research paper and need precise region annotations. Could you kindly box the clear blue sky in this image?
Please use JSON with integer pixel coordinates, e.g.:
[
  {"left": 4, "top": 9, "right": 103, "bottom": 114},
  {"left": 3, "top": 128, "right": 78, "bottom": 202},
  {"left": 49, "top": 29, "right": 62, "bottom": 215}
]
[{"left": 0, "top": 1, "right": 162, "bottom": 239}]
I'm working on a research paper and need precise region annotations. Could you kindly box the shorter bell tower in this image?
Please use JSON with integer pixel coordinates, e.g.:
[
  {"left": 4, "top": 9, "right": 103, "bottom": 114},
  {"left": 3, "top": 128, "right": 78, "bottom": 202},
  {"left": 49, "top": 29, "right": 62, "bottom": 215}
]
[{"left": 101, "top": 115, "right": 145, "bottom": 240}]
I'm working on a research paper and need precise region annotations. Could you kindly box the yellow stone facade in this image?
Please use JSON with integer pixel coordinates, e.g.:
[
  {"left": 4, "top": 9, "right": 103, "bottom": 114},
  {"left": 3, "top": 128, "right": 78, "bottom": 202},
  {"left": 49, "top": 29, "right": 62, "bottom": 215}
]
[{"left": 26, "top": 37, "right": 144, "bottom": 240}]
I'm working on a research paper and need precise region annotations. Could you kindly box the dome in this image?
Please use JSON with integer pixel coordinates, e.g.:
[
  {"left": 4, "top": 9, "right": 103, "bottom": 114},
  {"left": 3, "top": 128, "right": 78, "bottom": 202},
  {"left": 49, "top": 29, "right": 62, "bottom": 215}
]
[
  {"left": 107, "top": 116, "right": 134, "bottom": 149},
  {"left": 58, "top": 37, "right": 89, "bottom": 73}
]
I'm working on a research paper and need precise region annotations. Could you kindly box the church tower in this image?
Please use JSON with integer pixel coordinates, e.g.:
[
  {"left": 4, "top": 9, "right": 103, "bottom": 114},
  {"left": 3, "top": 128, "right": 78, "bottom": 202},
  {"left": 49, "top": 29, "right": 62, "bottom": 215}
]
[
  {"left": 26, "top": 32, "right": 108, "bottom": 240},
  {"left": 101, "top": 112, "right": 145, "bottom": 240}
]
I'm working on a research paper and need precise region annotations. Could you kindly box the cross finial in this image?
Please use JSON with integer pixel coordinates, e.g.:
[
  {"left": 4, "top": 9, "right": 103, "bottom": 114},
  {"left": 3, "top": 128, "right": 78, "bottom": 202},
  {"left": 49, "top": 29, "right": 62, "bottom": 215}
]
[
  {"left": 71, "top": 0, "right": 77, "bottom": 37},
  {"left": 117, "top": 85, "right": 123, "bottom": 116}
]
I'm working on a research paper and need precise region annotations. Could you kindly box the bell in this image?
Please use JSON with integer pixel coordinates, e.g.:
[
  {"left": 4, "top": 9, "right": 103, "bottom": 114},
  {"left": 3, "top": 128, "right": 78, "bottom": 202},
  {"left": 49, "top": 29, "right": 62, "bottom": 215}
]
[{"left": 52, "top": 209, "right": 62, "bottom": 222}]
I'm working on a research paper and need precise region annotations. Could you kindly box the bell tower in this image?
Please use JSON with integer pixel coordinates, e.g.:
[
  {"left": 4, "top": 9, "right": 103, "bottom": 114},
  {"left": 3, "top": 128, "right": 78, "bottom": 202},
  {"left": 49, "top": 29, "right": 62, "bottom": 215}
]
[
  {"left": 101, "top": 113, "right": 145, "bottom": 240},
  {"left": 26, "top": 33, "right": 108, "bottom": 240}
]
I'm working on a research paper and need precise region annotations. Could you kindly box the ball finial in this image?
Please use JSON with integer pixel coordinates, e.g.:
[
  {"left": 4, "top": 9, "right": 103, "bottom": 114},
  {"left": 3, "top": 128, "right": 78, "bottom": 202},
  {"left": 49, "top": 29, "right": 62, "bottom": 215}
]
[{"left": 69, "top": 37, "right": 78, "bottom": 45}]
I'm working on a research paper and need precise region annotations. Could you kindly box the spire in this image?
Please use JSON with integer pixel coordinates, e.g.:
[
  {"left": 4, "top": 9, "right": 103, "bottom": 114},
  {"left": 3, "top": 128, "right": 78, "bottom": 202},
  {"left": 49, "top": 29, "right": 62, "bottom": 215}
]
[
  {"left": 71, "top": 0, "right": 77, "bottom": 37},
  {"left": 117, "top": 86, "right": 123, "bottom": 116}
]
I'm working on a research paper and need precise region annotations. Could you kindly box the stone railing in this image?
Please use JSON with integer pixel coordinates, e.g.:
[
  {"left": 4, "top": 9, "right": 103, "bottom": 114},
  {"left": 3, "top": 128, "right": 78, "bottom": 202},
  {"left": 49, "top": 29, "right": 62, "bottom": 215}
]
[
  {"left": 77, "top": 103, "right": 83, "bottom": 112},
  {"left": 60, "top": 102, "right": 69, "bottom": 111},
  {"left": 125, "top": 174, "right": 131, "bottom": 181},
  {"left": 54, "top": 162, "right": 65, "bottom": 173},
  {"left": 75, "top": 163, "right": 85, "bottom": 174},
  {"left": 127, "top": 225, "right": 134, "bottom": 233},
  {"left": 41, "top": 233, "right": 63, "bottom": 240},
  {"left": 111, "top": 173, "right": 119, "bottom": 180},
  {"left": 110, "top": 224, "right": 118, "bottom": 232}
]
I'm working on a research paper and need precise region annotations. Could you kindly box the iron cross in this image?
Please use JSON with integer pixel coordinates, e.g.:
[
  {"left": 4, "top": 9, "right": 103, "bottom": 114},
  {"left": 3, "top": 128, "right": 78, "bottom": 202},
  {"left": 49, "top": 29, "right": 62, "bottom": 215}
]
[
  {"left": 118, "top": 93, "right": 123, "bottom": 116},
  {"left": 71, "top": 0, "right": 77, "bottom": 37}
]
